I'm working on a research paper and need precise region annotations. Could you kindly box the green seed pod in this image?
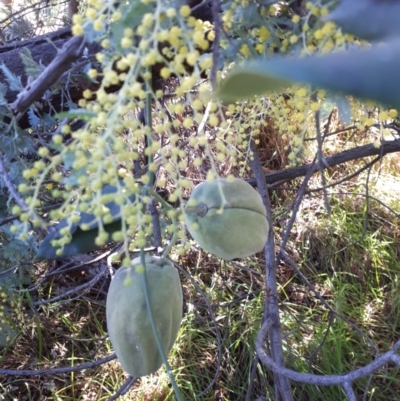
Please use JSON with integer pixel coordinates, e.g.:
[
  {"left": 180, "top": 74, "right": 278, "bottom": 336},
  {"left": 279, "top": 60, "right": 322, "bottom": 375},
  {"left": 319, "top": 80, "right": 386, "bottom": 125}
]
[
  {"left": 185, "top": 178, "right": 268, "bottom": 260},
  {"left": 106, "top": 256, "right": 183, "bottom": 377}
]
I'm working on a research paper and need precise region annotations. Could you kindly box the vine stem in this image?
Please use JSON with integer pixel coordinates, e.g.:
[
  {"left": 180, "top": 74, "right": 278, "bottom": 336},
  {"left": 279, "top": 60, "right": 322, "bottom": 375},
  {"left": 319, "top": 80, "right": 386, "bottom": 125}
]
[
  {"left": 248, "top": 137, "right": 293, "bottom": 401},
  {"left": 256, "top": 318, "right": 400, "bottom": 385},
  {"left": 139, "top": 249, "right": 184, "bottom": 401},
  {"left": 139, "top": 77, "right": 183, "bottom": 400},
  {"left": 147, "top": 187, "right": 179, "bottom": 257}
]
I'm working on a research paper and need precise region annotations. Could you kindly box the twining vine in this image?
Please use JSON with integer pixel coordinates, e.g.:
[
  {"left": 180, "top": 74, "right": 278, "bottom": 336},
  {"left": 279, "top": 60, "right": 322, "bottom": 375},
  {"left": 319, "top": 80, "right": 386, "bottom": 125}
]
[{"left": 1, "top": 0, "right": 400, "bottom": 400}]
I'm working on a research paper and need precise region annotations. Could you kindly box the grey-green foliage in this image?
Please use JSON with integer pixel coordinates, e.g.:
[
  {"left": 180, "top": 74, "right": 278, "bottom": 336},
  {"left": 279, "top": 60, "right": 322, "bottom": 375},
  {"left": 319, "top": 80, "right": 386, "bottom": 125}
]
[
  {"left": 326, "top": 0, "right": 400, "bottom": 41},
  {"left": 0, "top": 219, "right": 34, "bottom": 347},
  {"left": 19, "top": 48, "right": 45, "bottom": 79},
  {"left": 0, "top": 73, "right": 58, "bottom": 349},
  {"left": 0, "top": 223, "right": 37, "bottom": 270},
  {"left": 219, "top": 1, "right": 400, "bottom": 108},
  {"left": 0, "top": 191, "right": 37, "bottom": 271},
  {"left": 35, "top": 184, "right": 136, "bottom": 260}
]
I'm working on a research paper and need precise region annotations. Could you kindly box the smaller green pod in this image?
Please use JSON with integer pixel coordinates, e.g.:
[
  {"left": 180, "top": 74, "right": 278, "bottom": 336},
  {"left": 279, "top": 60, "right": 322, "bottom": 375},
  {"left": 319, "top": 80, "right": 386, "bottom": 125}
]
[
  {"left": 185, "top": 178, "right": 268, "bottom": 260},
  {"left": 106, "top": 256, "right": 183, "bottom": 377}
]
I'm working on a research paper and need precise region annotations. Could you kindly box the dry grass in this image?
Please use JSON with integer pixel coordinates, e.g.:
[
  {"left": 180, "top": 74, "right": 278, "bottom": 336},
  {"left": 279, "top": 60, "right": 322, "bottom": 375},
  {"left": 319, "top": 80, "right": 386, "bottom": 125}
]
[{"left": 2, "top": 104, "right": 400, "bottom": 401}]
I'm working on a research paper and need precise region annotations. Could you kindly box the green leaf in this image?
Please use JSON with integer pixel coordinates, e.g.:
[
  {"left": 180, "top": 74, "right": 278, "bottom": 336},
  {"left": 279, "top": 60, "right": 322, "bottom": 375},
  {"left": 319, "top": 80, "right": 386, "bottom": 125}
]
[
  {"left": 218, "top": 38, "right": 400, "bottom": 108},
  {"left": 34, "top": 219, "right": 124, "bottom": 261},
  {"left": 320, "top": 92, "right": 352, "bottom": 125},
  {"left": 110, "top": 1, "right": 155, "bottom": 52},
  {"left": 55, "top": 109, "right": 96, "bottom": 121},
  {"left": 34, "top": 184, "right": 136, "bottom": 261},
  {"left": 0, "top": 82, "right": 8, "bottom": 106},
  {"left": 19, "top": 47, "right": 44, "bottom": 79},
  {"left": 326, "top": 0, "right": 400, "bottom": 41},
  {"left": 27, "top": 109, "right": 40, "bottom": 128},
  {"left": 0, "top": 63, "right": 22, "bottom": 92}
]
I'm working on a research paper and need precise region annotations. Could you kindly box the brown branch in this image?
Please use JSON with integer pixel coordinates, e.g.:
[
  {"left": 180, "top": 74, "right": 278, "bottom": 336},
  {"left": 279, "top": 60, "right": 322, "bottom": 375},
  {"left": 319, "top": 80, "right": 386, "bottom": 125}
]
[
  {"left": 249, "top": 139, "right": 400, "bottom": 187},
  {"left": 0, "top": 353, "right": 116, "bottom": 376},
  {"left": 11, "top": 33, "right": 86, "bottom": 114},
  {"left": 0, "top": 27, "right": 98, "bottom": 128},
  {"left": 249, "top": 137, "right": 293, "bottom": 401},
  {"left": 256, "top": 318, "right": 400, "bottom": 386},
  {"left": 0, "top": 150, "right": 29, "bottom": 210},
  {"left": 0, "top": 1, "right": 215, "bottom": 127}
]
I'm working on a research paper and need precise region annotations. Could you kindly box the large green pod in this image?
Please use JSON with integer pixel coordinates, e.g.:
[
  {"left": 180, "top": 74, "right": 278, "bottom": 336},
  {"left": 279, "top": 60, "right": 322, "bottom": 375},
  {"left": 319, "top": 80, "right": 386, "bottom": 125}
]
[
  {"left": 185, "top": 178, "right": 268, "bottom": 260},
  {"left": 106, "top": 256, "right": 183, "bottom": 377}
]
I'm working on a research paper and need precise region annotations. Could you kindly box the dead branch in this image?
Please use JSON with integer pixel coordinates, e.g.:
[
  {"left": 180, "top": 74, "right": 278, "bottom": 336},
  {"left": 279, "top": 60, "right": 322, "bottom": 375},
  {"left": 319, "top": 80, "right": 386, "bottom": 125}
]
[
  {"left": 249, "top": 137, "right": 293, "bottom": 401},
  {"left": 254, "top": 139, "right": 400, "bottom": 187},
  {"left": 11, "top": 33, "right": 86, "bottom": 114},
  {"left": 256, "top": 318, "right": 400, "bottom": 386}
]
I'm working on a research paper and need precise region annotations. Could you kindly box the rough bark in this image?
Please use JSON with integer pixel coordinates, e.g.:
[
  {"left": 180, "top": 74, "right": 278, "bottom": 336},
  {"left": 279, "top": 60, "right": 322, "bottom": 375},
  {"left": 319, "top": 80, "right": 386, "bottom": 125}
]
[
  {"left": 0, "top": 27, "right": 101, "bottom": 128},
  {"left": 0, "top": 1, "right": 214, "bottom": 129},
  {"left": 1, "top": 27, "right": 77, "bottom": 102},
  {"left": 248, "top": 139, "right": 400, "bottom": 187}
]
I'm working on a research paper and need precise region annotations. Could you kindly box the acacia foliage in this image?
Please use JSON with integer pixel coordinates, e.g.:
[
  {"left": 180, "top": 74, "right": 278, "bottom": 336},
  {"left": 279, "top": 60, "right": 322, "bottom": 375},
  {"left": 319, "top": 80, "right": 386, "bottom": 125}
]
[{"left": 1, "top": 0, "right": 400, "bottom": 399}]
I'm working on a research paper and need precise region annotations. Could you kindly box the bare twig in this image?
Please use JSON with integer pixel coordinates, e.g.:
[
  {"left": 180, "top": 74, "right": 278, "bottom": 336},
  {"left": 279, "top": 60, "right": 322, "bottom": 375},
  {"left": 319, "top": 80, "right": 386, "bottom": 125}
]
[
  {"left": 277, "top": 151, "right": 319, "bottom": 261},
  {"left": 0, "top": 214, "right": 19, "bottom": 226},
  {"left": 256, "top": 318, "right": 400, "bottom": 385},
  {"left": 0, "top": 150, "right": 29, "bottom": 210},
  {"left": 329, "top": 191, "right": 400, "bottom": 218},
  {"left": 307, "top": 156, "right": 381, "bottom": 193},
  {"left": 0, "top": 263, "right": 20, "bottom": 277},
  {"left": 107, "top": 376, "right": 138, "bottom": 401},
  {"left": 0, "top": 353, "right": 116, "bottom": 376},
  {"left": 306, "top": 311, "right": 334, "bottom": 372},
  {"left": 342, "top": 382, "right": 357, "bottom": 401},
  {"left": 314, "top": 103, "right": 332, "bottom": 214},
  {"left": 172, "top": 260, "right": 223, "bottom": 398},
  {"left": 280, "top": 251, "right": 379, "bottom": 355},
  {"left": 26, "top": 247, "right": 117, "bottom": 295},
  {"left": 245, "top": 353, "right": 261, "bottom": 401},
  {"left": 249, "top": 138, "right": 293, "bottom": 401},
  {"left": 32, "top": 264, "right": 108, "bottom": 306},
  {"left": 149, "top": 198, "right": 162, "bottom": 251},
  {"left": 11, "top": 33, "right": 86, "bottom": 114},
  {"left": 247, "top": 139, "right": 400, "bottom": 187}
]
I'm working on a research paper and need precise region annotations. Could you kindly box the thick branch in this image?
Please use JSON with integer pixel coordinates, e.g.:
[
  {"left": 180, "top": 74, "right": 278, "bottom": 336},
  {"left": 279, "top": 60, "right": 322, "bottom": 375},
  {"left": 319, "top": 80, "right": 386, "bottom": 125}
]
[
  {"left": 252, "top": 139, "right": 400, "bottom": 187},
  {"left": 0, "top": 353, "right": 116, "bottom": 376},
  {"left": 0, "top": 27, "right": 100, "bottom": 128},
  {"left": 11, "top": 33, "right": 86, "bottom": 114},
  {"left": 0, "top": 1, "right": 215, "bottom": 128},
  {"left": 256, "top": 318, "right": 400, "bottom": 386},
  {"left": 0, "top": 28, "right": 74, "bottom": 101},
  {"left": 249, "top": 138, "right": 293, "bottom": 401}
]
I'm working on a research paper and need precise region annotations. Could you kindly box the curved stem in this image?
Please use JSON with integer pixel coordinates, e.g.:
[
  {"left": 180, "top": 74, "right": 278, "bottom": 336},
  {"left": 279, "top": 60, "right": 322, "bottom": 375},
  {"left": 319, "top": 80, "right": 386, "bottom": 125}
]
[
  {"left": 161, "top": 213, "right": 178, "bottom": 258},
  {"left": 147, "top": 188, "right": 173, "bottom": 210},
  {"left": 139, "top": 251, "right": 183, "bottom": 401},
  {"left": 145, "top": 76, "right": 155, "bottom": 187},
  {"left": 139, "top": 78, "right": 182, "bottom": 399}
]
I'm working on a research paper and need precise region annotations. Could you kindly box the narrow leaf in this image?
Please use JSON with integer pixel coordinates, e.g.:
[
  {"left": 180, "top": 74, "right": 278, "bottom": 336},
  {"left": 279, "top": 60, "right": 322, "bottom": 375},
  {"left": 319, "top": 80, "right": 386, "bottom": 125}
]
[
  {"left": 55, "top": 109, "right": 96, "bottom": 121},
  {"left": 219, "top": 38, "right": 400, "bottom": 108},
  {"left": 0, "top": 82, "right": 8, "bottom": 105},
  {"left": 326, "top": 0, "right": 400, "bottom": 41},
  {"left": 27, "top": 109, "right": 40, "bottom": 128},
  {"left": 34, "top": 184, "right": 136, "bottom": 261},
  {"left": 20, "top": 48, "right": 44, "bottom": 79},
  {"left": 0, "top": 63, "right": 22, "bottom": 92}
]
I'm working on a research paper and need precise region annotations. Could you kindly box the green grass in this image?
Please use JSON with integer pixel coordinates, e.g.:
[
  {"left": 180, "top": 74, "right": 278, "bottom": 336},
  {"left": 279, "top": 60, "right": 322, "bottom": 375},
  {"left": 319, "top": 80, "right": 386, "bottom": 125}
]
[
  {"left": 280, "top": 192, "right": 400, "bottom": 401},
  {"left": 2, "top": 186, "right": 400, "bottom": 400}
]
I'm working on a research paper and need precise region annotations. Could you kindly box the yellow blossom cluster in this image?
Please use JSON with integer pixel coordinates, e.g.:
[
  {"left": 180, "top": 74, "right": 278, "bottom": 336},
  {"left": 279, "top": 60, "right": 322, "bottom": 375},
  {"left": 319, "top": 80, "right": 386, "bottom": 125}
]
[
  {"left": 0, "top": 287, "right": 25, "bottom": 344},
  {"left": 16, "top": 0, "right": 395, "bottom": 257},
  {"left": 17, "top": 0, "right": 253, "bottom": 259}
]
